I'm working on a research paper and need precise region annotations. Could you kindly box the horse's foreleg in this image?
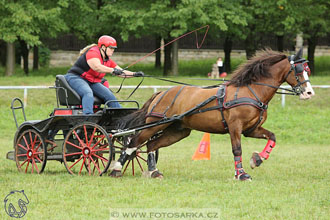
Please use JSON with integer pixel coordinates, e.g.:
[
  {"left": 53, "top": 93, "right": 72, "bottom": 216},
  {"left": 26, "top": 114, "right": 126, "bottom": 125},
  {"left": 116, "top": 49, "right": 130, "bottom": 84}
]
[
  {"left": 244, "top": 127, "right": 276, "bottom": 169},
  {"left": 146, "top": 125, "right": 191, "bottom": 179},
  {"left": 229, "top": 127, "right": 252, "bottom": 181},
  {"left": 109, "top": 124, "right": 170, "bottom": 178},
  {"left": 109, "top": 147, "right": 138, "bottom": 177}
]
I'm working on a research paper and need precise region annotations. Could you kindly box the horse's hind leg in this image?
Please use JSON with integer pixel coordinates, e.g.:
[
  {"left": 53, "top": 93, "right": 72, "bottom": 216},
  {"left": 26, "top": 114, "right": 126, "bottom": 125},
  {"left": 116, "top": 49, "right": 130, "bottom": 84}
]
[
  {"left": 146, "top": 124, "right": 191, "bottom": 179},
  {"left": 243, "top": 126, "right": 276, "bottom": 169}
]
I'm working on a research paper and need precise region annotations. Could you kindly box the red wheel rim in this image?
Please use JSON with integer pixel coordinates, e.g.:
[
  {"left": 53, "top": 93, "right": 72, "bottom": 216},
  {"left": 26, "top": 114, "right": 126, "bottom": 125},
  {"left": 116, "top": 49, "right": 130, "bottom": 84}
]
[
  {"left": 62, "top": 123, "right": 112, "bottom": 176},
  {"left": 15, "top": 129, "right": 46, "bottom": 174}
]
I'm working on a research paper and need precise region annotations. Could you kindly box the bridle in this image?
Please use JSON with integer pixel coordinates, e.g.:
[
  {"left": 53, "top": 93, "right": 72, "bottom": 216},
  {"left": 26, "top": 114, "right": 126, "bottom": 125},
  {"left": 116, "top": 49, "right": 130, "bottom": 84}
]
[
  {"left": 252, "top": 56, "right": 311, "bottom": 96},
  {"left": 282, "top": 56, "right": 311, "bottom": 95}
]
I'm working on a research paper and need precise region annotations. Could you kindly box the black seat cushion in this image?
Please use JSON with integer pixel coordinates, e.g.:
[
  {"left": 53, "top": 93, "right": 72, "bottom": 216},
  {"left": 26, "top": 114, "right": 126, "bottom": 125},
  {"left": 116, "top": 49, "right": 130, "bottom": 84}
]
[{"left": 55, "top": 75, "right": 104, "bottom": 106}]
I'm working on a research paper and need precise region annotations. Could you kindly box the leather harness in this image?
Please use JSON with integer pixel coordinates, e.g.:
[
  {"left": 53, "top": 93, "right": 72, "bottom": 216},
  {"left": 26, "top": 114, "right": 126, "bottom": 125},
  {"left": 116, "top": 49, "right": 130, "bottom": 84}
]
[{"left": 146, "top": 84, "right": 268, "bottom": 135}]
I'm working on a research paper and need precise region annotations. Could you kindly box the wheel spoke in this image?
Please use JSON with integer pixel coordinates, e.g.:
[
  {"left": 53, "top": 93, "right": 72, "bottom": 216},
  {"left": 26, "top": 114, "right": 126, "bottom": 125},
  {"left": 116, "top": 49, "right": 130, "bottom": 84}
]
[
  {"left": 89, "top": 156, "right": 101, "bottom": 174},
  {"left": 91, "top": 136, "right": 105, "bottom": 149},
  {"left": 31, "top": 133, "right": 37, "bottom": 150},
  {"left": 123, "top": 160, "right": 131, "bottom": 175},
  {"left": 73, "top": 130, "right": 86, "bottom": 147},
  {"left": 132, "top": 159, "right": 135, "bottom": 176},
  {"left": 136, "top": 157, "right": 144, "bottom": 172},
  {"left": 18, "top": 158, "right": 29, "bottom": 168},
  {"left": 29, "top": 131, "right": 33, "bottom": 148},
  {"left": 83, "top": 125, "right": 88, "bottom": 144},
  {"left": 112, "top": 145, "right": 123, "bottom": 150},
  {"left": 46, "top": 141, "right": 57, "bottom": 151},
  {"left": 18, "top": 143, "right": 28, "bottom": 152},
  {"left": 65, "top": 140, "right": 83, "bottom": 150},
  {"left": 23, "top": 136, "right": 30, "bottom": 150},
  {"left": 34, "top": 141, "right": 42, "bottom": 152},
  {"left": 35, "top": 156, "right": 43, "bottom": 163},
  {"left": 92, "top": 153, "right": 108, "bottom": 163},
  {"left": 25, "top": 159, "right": 30, "bottom": 173},
  {"left": 136, "top": 154, "right": 147, "bottom": 162},
  {"left": 17, "top": 154, "right": 27, "bottom": 157},
  {"left": 32, "top": 159, "right": 40, "bottom": 173},
  {"left": 64, "top": 152, "right": 82, "bottom": 157},
  {"left": 88, "top": 127, "right": 97, "bottom": 147},
  {"left": 101, "top": 158, "right": 106, "bottom": 168},
  {"left": 92, "top": 147, "right": 110, "bottom": 153},
  {"left": 69, "top": 156, "right": 83, "bottom": 170},
  {"left": 114, "top": 138, "right": 125, "bottom": 146},
  {"left": 79, "top": 157, "right": 86, "bottom": 175}
]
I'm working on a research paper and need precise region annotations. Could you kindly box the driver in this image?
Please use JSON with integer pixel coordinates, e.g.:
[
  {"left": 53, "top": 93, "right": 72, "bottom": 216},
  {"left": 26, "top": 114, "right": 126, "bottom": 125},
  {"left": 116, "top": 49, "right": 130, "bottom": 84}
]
[{"left": 65, "top": 35, "right": 144, "bottom": 114}]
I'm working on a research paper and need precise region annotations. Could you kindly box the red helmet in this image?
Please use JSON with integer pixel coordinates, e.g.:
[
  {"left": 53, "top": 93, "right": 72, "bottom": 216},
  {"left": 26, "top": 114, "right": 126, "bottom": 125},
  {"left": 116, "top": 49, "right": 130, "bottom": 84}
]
[{"left": 98, "top": 35, "right": 117, "bottom": 48}]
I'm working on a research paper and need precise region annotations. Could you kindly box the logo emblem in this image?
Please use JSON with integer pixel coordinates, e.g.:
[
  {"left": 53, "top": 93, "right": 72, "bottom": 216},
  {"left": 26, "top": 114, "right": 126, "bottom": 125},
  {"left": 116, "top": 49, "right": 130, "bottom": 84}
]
[{"left": 4, "top": 190, "right": 29, "bottom": 218}]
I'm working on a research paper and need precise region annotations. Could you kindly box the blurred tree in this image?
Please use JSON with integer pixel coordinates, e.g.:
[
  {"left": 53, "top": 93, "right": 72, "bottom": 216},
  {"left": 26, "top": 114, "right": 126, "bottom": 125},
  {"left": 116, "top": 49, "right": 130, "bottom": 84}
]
[
  {"left": 0, "top": 0, "right": 67, "bottom": 75},
  {"left": 100, "top": 0, "right": 232, "bottom": 76},
  {"left": 215, "top": 0, "right": 248, "bottom": 73},
  {"left": 298, "top": 0, "right": 330, "bottom": 74},
  {"left": 61, "top": 0, "right": 105, "bottom": 43}
]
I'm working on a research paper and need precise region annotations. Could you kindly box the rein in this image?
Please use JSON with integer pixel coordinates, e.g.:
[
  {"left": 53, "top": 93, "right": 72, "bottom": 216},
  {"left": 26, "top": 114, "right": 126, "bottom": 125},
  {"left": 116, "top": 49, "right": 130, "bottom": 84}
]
[{"left": 121, "top": 55, "right": 309, "bottom": 99}]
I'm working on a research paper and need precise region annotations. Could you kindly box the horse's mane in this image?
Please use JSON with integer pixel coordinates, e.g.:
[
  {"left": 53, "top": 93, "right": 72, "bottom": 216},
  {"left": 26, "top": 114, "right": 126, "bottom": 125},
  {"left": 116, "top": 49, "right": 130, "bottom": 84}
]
[{"left": 228, "top": 49, "right": 287, "bottom": 87}]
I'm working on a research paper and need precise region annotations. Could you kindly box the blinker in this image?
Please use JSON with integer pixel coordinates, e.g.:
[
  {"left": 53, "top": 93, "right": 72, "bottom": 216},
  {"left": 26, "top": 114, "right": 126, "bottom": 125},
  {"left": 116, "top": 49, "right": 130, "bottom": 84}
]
[{"left": 295, "top": 63, "right": 304, "bottom": 75}]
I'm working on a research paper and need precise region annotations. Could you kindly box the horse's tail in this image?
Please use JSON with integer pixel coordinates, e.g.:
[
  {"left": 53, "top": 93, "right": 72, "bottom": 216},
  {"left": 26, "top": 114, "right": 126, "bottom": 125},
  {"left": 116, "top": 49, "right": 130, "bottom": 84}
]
[{"left": 117, "top": 91, "right": 161, "bottom": 129}]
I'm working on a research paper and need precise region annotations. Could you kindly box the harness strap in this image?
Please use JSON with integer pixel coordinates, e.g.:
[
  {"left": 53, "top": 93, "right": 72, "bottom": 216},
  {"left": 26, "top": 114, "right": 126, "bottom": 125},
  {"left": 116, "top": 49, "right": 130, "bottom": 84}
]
[
  {"left": 217, "top": 85, "right": 228, "bottom": 131},
  {"left": 147, "top": 89, "right": 171, "bottom": 118},
  {"left": 247, "top": 85, "right": 262, "bottom": 104},
  {"left": 146, "top": 86, "right": 186, "bottom": 118},
  {"left": 163, "top": 86, "right": 186, "bottom": 116},
  {"left": 223, "top": 97, "right": 267, "bottom": 110}
]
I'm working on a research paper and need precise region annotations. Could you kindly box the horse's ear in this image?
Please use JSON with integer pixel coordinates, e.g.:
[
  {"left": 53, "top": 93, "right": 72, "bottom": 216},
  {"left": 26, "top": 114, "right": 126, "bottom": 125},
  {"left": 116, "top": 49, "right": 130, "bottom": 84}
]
[{"left": 294, "top": 48, "right": 303, "bottom": 60}]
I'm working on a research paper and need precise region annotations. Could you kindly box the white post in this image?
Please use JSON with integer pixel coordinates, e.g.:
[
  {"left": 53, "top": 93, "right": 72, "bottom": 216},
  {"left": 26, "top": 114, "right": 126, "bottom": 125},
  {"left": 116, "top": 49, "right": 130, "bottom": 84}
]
[
  {"left": 281, "top": 90, "right": 285, "bottom": 107},
  {"left": 24, "top": 88, "right": 28, "bottom": 107}
]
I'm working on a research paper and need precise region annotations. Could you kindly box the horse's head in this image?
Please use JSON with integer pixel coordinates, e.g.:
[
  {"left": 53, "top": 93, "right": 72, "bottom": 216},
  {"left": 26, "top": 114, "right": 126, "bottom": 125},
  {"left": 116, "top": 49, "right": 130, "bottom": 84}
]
[{"left": 285, "top": 48, "right": 315, "bottom": 99}]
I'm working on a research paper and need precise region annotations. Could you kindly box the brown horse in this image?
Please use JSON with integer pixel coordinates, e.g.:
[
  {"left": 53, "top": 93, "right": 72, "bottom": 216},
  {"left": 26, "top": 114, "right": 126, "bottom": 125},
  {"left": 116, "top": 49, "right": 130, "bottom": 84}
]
[{"left": 110, "top": 49, "right": 314, "bottom": 181}]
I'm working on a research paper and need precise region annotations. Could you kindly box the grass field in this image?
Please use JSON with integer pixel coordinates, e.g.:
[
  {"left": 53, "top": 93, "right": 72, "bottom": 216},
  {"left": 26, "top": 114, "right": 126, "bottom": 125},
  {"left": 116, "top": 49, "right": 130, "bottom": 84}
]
[{"left": 1, "top": 66, "right": 330, "bottom": 219}]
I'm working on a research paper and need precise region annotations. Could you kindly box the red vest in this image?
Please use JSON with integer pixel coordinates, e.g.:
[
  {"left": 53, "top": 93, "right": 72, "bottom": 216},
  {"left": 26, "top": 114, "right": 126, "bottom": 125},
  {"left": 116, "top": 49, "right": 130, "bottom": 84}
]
[{"left": 68, "top": 46, "right": 117, "bottom": 83}]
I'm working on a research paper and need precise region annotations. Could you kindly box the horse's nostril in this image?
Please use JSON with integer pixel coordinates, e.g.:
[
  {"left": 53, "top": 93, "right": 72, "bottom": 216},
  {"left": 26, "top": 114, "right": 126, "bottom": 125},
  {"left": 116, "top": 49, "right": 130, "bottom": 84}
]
[{"left": 307, "top": 91, "right": 312, "bottom": 95}]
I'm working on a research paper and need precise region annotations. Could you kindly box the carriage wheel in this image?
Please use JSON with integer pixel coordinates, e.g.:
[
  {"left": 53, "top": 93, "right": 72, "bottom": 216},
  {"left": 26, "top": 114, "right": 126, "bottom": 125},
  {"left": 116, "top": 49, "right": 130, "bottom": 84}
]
[
  {"left": 62, "top": 122, "right": 113, "bottom": 176},
  {"left": 15, "top": 129, "right": 47, "bottom": 174},
  {"left": 111, "top": 136, "right": 159, "bottom": 176}
]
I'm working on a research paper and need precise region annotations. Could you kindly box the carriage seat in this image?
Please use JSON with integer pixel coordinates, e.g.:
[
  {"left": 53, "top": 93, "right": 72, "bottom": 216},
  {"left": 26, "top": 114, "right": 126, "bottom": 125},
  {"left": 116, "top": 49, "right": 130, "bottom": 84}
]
[{"left": 55, "top": 75, "right": 104, "bottom": 106}]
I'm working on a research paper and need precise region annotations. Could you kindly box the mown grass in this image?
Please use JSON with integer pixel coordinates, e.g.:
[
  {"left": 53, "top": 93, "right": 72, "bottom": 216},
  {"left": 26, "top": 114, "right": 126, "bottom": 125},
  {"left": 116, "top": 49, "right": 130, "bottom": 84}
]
[{"left": 0, "top": 59, "right": 330, "bottom": 219}]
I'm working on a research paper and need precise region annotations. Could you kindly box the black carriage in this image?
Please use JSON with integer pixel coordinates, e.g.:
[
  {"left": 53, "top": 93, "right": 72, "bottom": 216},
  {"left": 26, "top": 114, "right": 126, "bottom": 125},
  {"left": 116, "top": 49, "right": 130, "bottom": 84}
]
[{"left": 7, "top": 75, "right": 156, "bottom": 176}]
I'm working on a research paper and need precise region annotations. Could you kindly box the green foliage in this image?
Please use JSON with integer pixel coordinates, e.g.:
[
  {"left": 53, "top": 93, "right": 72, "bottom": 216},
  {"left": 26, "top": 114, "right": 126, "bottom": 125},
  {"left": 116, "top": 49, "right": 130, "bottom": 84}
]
[
  {"left": 39, "top": 47, "right": 51, "bottom": 67},
  {"left": 0, "top": 0, "right": 68, "bottom": 45},
  {"left": 299, "top": 0, "right": 330, "bottom": 39}
]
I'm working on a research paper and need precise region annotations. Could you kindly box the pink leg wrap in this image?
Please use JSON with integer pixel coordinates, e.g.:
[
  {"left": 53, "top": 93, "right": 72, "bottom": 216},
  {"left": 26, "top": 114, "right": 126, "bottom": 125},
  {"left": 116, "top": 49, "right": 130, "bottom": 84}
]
[
  {"left": 234, "top": 156, "right": 245, "bottom": 177},
  {"left": 259, "top": 139, "right": 276, "bottom": 160}
]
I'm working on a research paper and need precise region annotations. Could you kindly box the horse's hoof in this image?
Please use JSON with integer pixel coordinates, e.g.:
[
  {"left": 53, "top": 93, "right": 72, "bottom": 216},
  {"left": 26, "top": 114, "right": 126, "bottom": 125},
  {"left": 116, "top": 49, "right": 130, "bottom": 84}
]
[
  {"left": 150, "top": 170, "right": 163, "bottom": 179},
  {"left": 250, "top": 151, "right": 263, "bottom": 169},
  {"left": 109, "top": 169, "right": 122, "bottom": 178},
  {"left": 235, "top": 173, "right": 252, "bottom": 181}
]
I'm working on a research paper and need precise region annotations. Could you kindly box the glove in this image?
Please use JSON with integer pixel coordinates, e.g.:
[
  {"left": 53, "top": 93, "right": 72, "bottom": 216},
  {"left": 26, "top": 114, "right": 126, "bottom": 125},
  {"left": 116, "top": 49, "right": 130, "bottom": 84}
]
[
  {"left": 113, "top": 68, "right": 123, "bottom": 76},
  {"left": 133, "top": 71, "right": 144, "bottom": 77}
]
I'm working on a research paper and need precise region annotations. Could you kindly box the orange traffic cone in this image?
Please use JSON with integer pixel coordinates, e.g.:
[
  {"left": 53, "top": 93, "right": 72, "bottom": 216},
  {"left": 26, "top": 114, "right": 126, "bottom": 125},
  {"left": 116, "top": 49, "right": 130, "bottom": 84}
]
[{"left": 192, "top": 133, "right": 210, "bottom": 160}]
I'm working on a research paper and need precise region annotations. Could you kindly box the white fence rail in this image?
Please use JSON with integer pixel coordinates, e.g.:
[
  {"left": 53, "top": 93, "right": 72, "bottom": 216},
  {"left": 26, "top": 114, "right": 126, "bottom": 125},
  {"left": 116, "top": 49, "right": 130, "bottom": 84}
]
[
  {"left": 0, "top": 85, "right": 172, "bottom": 107},
  {"left": 0, "top": 85, "right": 329, "bottom": 107}
]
